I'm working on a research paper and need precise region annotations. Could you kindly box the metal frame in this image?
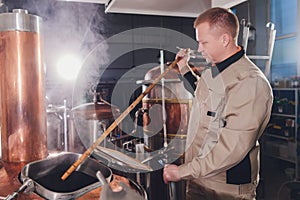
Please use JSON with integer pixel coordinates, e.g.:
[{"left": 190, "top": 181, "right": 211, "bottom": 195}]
[
  {"left": 241, "top": 20, "right": 276, "bottom": 81},
  {"left": 268, "top": 88, "right": 299, "bottom": 180}
]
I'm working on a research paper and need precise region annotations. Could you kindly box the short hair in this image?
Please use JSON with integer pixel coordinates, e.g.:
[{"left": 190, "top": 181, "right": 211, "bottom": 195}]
[{"left": 194, "top": 7, "right": 239, "bottom": 40}]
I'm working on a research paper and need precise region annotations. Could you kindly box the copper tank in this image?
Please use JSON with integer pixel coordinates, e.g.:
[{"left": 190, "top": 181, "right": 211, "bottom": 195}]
[
  {"left": 142, "top": 64, "right": 193, "bottom": 150},
  {"left": 0, "top": 9, "right": 48, "bottom": 162}
]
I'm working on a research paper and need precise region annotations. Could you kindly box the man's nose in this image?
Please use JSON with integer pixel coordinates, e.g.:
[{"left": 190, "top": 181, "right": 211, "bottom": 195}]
[{"left": 198, "top": 45, "right": 203, "bottom": 53}]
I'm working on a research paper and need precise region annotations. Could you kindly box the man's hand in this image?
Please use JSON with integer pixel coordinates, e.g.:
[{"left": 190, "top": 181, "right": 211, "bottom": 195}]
[
  {"left": 163, "top": 164, "right": 181, "bottom": 184},
  {"left": 176, "top": 48, "right": 190, "bottom": 73}
]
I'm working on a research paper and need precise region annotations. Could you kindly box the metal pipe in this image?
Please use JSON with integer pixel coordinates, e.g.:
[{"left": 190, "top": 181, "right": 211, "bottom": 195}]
[
  {"left": 241, "top": 19, "right": 250, "bottom": 51},
  {"left": 158, "top": 159, "right": 177, "bottom": 200},
  {"left": 160, "top": 50, "right": 168, "bottom": 148},
  {"left": 264, "top": 22, "right": 276, "bottom": 80},
  {"left": 63, "top": 100, "right": 68, "bottom": 151}
]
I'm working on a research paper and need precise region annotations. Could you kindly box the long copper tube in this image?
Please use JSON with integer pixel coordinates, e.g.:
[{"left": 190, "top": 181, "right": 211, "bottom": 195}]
[{"left": 61, "top": 57, "right": 182, "bottom": 181}]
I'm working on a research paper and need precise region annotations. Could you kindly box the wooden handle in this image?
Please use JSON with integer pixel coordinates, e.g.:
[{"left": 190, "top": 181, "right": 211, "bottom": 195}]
[{"left": 61, "top": 57, "right": 181, "bottom": 181}]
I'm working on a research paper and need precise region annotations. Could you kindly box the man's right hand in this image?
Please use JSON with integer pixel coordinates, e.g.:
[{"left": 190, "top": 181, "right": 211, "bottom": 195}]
[{"left": 175, "top": 48, "right": 190, "bottom": 73}]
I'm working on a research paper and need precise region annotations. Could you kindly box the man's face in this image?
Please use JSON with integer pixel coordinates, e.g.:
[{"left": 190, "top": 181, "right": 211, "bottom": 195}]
[{"left": 195, "top": 22, "right": 225, "bottom": 64}]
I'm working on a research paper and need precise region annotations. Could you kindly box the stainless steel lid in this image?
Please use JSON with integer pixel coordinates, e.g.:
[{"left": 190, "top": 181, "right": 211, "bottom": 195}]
[{"left": 0, "top": 9, "right": 41, "bottom": 32}]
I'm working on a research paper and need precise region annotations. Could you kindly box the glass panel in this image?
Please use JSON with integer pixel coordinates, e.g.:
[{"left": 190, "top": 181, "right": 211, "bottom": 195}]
[
  {"left": 271, "top": 37, "right": 297, "bottom": 81},
  {"left": 272, "top": 37, "right": 297, "bottom": 66},
  {"left": 271, "top": 0, "right": 297, "bottom": 36}
]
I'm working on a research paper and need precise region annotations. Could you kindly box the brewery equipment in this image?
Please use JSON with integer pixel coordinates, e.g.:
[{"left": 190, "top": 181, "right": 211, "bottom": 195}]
[
  {"left": 142, "top": 64, "right": 193, "bottom": 152},
  {"left": 5, "top": 152, "right": 112, "bottom": 199},
  {"left": 71, "top": 99, "right": 121, "bottom": 148},
  {"left": 138, "top": 53, "right": 194, "bottom": 200},
  {"left": 0, "top": 9, "right": 48, "bottom": 162}
]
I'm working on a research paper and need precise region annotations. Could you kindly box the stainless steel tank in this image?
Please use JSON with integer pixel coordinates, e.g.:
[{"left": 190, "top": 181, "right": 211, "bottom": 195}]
[{"left": 0, "top": 9, "right": 48, "bottom": 162}]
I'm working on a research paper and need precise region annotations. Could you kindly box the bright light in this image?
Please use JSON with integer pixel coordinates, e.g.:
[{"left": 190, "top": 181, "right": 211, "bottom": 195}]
[{"left": 57, "top": 54, "right": 81, "bottom": 80}]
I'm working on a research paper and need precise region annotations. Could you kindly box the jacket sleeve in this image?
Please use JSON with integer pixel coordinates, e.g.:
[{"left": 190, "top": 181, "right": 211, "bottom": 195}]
[
  {"left": 178, "top": 75, "right": 273, "bottom": 179},
  {"left": 178, "top": 72, "right": 197, "bottom": 95}
]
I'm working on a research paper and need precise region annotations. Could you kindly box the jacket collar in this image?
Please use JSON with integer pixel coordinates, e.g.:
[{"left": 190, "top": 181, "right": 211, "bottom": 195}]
[{"left": 211, "top": 46, "right": 245, "bottom": 78}]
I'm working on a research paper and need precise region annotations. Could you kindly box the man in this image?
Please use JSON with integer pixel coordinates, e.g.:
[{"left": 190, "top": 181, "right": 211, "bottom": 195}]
[{"left": 163, "top": 7, "right": 273, "bottom": 200}]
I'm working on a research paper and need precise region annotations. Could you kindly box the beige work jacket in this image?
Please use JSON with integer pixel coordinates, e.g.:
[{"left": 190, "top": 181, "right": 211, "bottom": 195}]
[{"left": 178, "top": 55, "right": 273, "bottom": 198}]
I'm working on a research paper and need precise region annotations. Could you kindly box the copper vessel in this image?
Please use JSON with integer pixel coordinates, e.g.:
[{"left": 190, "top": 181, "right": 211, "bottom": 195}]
[
  {"left": 142, "top": 65, "right": 193, "bottom": 150},
  {"left": 71, "top": 101, "right": 120, "bottom": 121},
  {"left": 0, "top": 9, "right": 48, "bottom": 162}
]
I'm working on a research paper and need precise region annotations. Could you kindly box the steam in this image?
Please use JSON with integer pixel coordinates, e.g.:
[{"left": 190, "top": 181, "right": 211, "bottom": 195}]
[
  {"left": 9, "top": 1, "right": 111, "bottom": 152},
  {"left": 20, "top": 1, "right": 108, "bottom": 107}
]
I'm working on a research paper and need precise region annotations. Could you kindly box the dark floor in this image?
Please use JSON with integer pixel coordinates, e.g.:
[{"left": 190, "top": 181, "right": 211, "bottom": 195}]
[{"left": 258, "top": 156, "right": 299, "bottom": 200}]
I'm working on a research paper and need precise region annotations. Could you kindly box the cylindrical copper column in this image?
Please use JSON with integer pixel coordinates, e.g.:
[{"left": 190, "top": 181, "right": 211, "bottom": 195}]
[
  {"left": 0, "top": 9, "right": 48, "bottom": 162},
  {"left": 142, "top": 65, "right": 193, "bottom": 151}
]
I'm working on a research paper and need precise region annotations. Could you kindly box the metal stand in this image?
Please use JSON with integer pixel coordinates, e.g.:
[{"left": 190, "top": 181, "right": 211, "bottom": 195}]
[
  {"left": 95, "top": 120, "right": 107, "bottom": 147},
  {"left": 47, "top": 102, "right": 70, "bottom": 152},
  {"left": 63, "top": 99, "right": 68, "bottom": 152},
  {"left": 241, "top": 19, "right": 276, "bottom": 80}
]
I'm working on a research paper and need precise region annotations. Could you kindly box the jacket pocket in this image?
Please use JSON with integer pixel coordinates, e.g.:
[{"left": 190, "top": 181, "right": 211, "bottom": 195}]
[{"left": 204, "top": 89, "right": 225, "bottom": 130}]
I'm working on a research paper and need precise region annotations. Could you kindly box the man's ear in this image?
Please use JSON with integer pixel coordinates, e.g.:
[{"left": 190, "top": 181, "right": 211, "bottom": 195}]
[{"left": 222, "top": 33, "right": 230, "bottom": 47}]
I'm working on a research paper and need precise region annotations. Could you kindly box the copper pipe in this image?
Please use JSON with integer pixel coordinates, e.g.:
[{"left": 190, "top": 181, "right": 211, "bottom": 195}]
[{"left": 61, "top": 57, "right": 182, "bottom": 181}]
